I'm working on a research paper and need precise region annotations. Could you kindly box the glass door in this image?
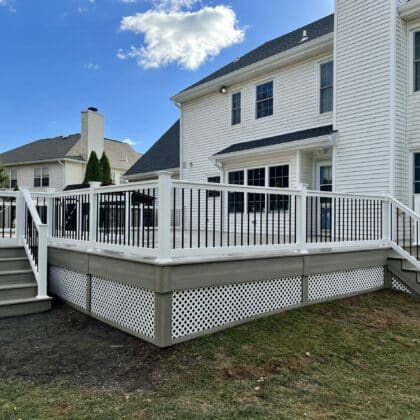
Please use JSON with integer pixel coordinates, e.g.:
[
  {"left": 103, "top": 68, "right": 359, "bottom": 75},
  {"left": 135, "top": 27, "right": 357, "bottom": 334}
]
[{"left": 317, "top": 163, "right": 333, "bottom": 231}]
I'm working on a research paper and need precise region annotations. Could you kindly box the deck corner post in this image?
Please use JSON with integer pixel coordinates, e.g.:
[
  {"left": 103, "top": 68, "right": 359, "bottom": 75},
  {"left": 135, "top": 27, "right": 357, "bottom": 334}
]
[
  {"left": 154, "top": 291, "right": 173, "bottom": 348},
  {"left": 15, "top": 191, "right": 25, "bottom": 245},
  {"left": 37, "top": 223, "right": 48, "bottom": 298},
  {"left": 88, "top": 182, "right": 100, "bottom": 247},
  {"left": 382, "top": 194, "right": 391, "bottom": 243},
  {"left": 297, "top": 184, "right": 308, "bottom": 253},
  {"left": 157, "top": 172, "right": 172, "bottom": 263}
]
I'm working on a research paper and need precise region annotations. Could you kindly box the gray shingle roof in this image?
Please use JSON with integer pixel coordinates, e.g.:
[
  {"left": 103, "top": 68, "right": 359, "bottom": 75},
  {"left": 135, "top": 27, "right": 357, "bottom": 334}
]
[
  {"left": 214, "top": 125, "right": 335, "bottom": 156},
  {"left": 125, "top": 120, "right": 180, "bottom": 176},
  {"left": 183, "top": 14, "right": 334, "bottom": 93},
  {"left": 0, "top": 134, "right": 82, "bottom": 164}
]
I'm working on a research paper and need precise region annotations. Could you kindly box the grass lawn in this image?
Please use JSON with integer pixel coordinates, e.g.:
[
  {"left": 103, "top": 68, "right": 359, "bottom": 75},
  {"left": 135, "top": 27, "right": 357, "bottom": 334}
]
[{"left": 0, "top": 290, "right": 419, "bottom": 419}]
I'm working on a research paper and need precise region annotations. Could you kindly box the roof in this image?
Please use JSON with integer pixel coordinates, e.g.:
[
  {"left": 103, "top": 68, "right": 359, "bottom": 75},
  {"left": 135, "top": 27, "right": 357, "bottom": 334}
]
[
  {"left": 0, "top": 134, "right": 82, "bottom": 164},
  {"left": 125, "top": 120, "right": 180, "bottom": 176},
  {"left": 182, "top": 14, "right": 334, "bottom": 93},
  {"left": 0, "top": 134, "right": 140, "bottom": 169},
  {"left": 214, "top": 125, "right": 336, "bottom": 156}
]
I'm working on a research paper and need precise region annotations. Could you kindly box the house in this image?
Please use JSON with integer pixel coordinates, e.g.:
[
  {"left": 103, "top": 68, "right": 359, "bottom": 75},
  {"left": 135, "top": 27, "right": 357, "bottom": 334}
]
[
  {"left": 1, "top": 0, "right": 419, "bottom": 347},
  {"left": 124, "top": 120, "right": 180, "bottom": 182},
  {"left": 0, "top": 108, "right": 141, "bottom": 191}
]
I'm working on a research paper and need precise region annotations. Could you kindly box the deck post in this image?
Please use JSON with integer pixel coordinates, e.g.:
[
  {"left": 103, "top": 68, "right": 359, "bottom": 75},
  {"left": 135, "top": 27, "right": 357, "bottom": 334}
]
[
  {"left": 382, "top": 195, "right": 391, "bottom": 243},
  {"left": 89, "top": 182, "right": 100, "bottom": 247},
  {"left": 37, "top": 224, "right": 48, "bottom": 298},
  {"left": 157, "top": 172, "right": 172, "bottom": 263},
  {"left": 15, "top": 192, "right": 25, "bottom": 245},
  {"left": 297, "top": 184, "right": 308, "bottom": 253}
]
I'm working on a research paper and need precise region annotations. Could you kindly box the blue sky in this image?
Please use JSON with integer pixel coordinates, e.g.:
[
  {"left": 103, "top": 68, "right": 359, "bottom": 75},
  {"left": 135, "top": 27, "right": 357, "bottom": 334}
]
[{"left": 0, "top": 0, "right": 333, "bottom": 154}]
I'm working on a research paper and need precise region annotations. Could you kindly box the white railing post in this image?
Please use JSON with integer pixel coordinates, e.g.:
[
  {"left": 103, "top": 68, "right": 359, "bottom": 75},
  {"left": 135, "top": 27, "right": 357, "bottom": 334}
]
[
  {"left": 15, "top": 191, "right": 25, "bottom": 245},
  {"left": 297, "top": 184, "right": 308, "bottom": 253},
  {"left": 46, "top": 189, "right": 55, "bottom": 238},
  {"left": 37, "top": 224, "right": 48, "bottom": 298},
  {"left": 157, "top": 172, "right": 172, "bottom": 262},
  {"left": 89, "top": 182, "right": 100, "bottom": 247},
  {"left": 382, "top": 195, "right": 391, "bottom": 243}
]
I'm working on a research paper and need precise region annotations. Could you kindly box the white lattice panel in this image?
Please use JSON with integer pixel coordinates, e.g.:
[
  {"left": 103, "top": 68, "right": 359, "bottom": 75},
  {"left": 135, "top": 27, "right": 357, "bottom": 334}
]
[
  {"left": 172, "top": 276, "right": 302, "bottom": 339},
  {"left": 391, "top": 277, "right": 412, "bottom": 295},
  {"left": 49, "top": 266, "right": 88, "bottom": 310},
  {"left": 308, "top": 267, "right": 384, "bottom": 301},
  {"left": 91, "top": 276, "right": 155, "bottom": 339}
]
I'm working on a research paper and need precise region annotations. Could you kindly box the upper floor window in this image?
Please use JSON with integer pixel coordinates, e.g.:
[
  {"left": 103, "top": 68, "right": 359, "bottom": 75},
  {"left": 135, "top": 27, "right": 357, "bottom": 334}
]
[
  {"left": 34, "top": 167, "right": 49, "bottom": 188},
  {"left": 232, "top": 92, "right": 241, "bottom": 125},
  {"left": 8, "top": 169, "right": 17, "bottom": 189},
  {"left": 256, "top": 81, "right": 273, "bottom": 119},
  {"left": 415, "top": 32, "right": 420, "bottom": 92},
  {"left": 320, "top": 61, "right": 333, "bottom": 114}
]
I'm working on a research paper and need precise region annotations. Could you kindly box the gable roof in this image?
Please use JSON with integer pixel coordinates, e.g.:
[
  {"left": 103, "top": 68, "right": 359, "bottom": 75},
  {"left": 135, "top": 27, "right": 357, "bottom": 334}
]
[
  {"left": 125, "top": 120, "right": 180, "bottom": 176},
  {"left": 214, "top": 125, "right": 336, "bottom": 156},
  {"left": 0, "top": 134, "right": 140, "bottom": 169},
  {"left": 0, "top": 134, "right": 82, "bottom": 165},
  {"left": 182, "top": 14, "right": 334, "bottom": 94}
]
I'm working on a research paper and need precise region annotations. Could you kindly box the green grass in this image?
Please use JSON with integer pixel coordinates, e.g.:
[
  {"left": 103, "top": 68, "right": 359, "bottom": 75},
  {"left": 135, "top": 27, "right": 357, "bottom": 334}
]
[{"left": 1, "top": 290, "right": 419, "bottom": 419}]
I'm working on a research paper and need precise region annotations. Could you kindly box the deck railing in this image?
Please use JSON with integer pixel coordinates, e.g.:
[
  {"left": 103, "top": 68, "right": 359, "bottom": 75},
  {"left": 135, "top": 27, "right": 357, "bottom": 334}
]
[
  {"left": 23, "top": 175, "right": 395, "bottom": 261},
  {"left": 0, "top": 192, "right": 17, "bottom": 240}
]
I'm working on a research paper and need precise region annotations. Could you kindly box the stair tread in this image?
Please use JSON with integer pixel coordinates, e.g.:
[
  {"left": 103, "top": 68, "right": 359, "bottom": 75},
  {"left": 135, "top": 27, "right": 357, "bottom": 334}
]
[
  {"left": 0, "top": 296, "right": 51, "bottom": 307},
  {"left": 0, "top": 257, "right": 27, "bottom": 262},
  {"left": 0, "top": 282, "right": 37, "bottom": 291},
  {"left": 0, "top": 269, "right": 33, "bottom": 276}
]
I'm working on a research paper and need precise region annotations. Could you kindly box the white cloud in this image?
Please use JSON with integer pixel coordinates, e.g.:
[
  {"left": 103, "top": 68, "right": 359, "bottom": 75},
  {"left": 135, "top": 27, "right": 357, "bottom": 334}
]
[
  {"left": 151, "top": 0, "right": 200, "bottom": 11},
  {"left": 78, "top": 7, "right": 88, "bottom": 13},
  {"left": 118, "top": 5, "right": 244, "bottom": 70},
  {"left": 85, "top": 63, "right": 100, "bottom": 70},
  {"left": 0, "top": 0, "right": 7, "bottom": 5},
  {"left": 123, "top": 138, "right": 136, "bottom": 146}
]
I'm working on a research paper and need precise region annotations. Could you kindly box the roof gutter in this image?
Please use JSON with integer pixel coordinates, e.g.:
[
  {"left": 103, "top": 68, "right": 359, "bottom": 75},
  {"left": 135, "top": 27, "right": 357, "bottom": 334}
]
[
  {"left": 211, "top": 133, "right": 338, "bottom": 163},
  {"left": 0, "top": 158, "right": 86, "bottom": 167},
  {"left": 171, "top": 33, "right": 334, "bottom": 104},
  {"left": 123, "top": 167, "right": 180, "bottom": 181}
]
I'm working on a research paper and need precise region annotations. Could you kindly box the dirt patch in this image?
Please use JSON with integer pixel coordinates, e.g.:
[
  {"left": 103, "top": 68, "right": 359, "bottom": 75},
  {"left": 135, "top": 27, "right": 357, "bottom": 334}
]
[{"left": 0, "top": 301, "right": 184, "bottom": 393}]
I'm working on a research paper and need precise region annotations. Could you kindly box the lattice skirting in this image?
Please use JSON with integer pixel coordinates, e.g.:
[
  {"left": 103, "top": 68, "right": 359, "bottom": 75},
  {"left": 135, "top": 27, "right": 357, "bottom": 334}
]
[
  {"left": 49, "top": 266, "right": 89, "bottom": 310},
  {"left": 91, "top": 276, "right": 155, "bottom": 339},
  {"left": 308, "top": 267, "right": 384, "bottom": 302},
  {"left": 391, "top": 277, "right": 413, "bottom": 295},
  {"left": 172, "top": 277, "right": 302, "bottom": 339}
]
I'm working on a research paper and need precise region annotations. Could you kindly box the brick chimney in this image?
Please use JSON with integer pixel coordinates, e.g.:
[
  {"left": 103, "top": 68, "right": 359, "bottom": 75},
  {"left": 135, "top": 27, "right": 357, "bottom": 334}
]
[{"left": 81, "top": 107, "right": 104, "bottom": 160}]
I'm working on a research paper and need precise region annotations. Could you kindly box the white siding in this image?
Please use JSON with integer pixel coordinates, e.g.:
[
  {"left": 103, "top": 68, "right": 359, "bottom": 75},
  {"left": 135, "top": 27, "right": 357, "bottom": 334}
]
[
  {"left": 8, "top": 163, "right": 64, "bottom": 192},
  {"left": 182, "top": 53, "right": 333, "bottom": 183},
  {"left": 335, "top": 0, "right": 393, "bottom": 194}
]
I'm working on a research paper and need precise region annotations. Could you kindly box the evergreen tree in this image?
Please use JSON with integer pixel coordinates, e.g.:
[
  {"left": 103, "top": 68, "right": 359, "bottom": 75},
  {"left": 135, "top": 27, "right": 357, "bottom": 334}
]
[
  {"left": 83, "top": 151, "right": 101, "bottom": 183},
  {"left": 100, "top": 153, "right": 112, "bottom": 185},
  {"left": 0, "top": 164, "right": 8, "bottom": 189}
]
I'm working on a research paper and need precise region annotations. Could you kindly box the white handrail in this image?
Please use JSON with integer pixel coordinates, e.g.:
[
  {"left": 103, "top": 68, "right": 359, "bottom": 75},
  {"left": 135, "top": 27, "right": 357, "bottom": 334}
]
[
  {"left": 307, "top": 190, "right": 387, "bottom": 201},
  {"left": 388, "top": 194, "right": 420, "bottom": 223}
]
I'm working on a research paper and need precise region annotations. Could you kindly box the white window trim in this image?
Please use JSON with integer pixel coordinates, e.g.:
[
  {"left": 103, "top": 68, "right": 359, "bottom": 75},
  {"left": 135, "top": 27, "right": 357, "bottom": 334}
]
[
  {"left": 318, "top": 58, "right": 334, "bottom": 115},
  {"left": 408, "top": 26, "right": 420, "bottom": 95},
  {"left": 255, "top": 79, "right": 274, "bottom": 120},
  {"left": 231, "top": 91, "right": 242, "bottom": 127}
]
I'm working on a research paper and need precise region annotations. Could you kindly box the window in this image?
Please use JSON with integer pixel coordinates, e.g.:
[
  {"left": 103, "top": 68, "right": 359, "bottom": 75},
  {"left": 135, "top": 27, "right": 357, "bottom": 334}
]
[
  {"left": 414, "top": 154, "right": 420, "bottom": 193},
  {"left": 415, "top": 32, "right": 420, "bottom": 92},
  {"left": 247, "top": 168, "right": 265, "bottom": 212},
  {"left": 232, "top": 92, "right": 241, "bottom": 125},
  {"left": 256, "top": 81, "right": 273, "bottom": 119},
  {"left": 228, "top": 171, "right": 244, "bottom": 213},
  {"left": 8, "top": 169, "right": 17, "bottom": 189},
  {"left": 207, "top": 176, "right": 221, "bottom": 198},
  {"left": 320, "top": 61, "right": 333, "bottom": 114},
  {"left": 34, "top": 167, "right": 49, "bottom": 188},
  {"left": 269, "top": 165, "right": 289, "bottom": 211}
]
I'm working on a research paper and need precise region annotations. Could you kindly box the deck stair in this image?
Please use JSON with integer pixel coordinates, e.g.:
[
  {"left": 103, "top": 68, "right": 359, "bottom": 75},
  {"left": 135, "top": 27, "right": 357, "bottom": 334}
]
[
  {"left": 0, "top": 247, "right": 51, "bottom": 319},
  {"left": 387, "top": 255, "right": 420, "bottom": 297}
]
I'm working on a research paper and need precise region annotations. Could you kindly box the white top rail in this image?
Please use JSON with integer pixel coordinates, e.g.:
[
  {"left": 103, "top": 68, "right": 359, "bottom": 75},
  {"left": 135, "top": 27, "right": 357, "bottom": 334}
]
[
  {"left": 388, "top": 195, "right": 420, "bottom": 223},
  {"left": 172, "top": 180, "right": 302, "bottom": 195},
  {"left": 21, "top": 189, "right": 44, "bottom": 227},
  {"left": 307, "top": 189, "right": 387, "bottom": 201},
  {"left": 0, "top": 191, "right": 19, "bottom": 198}
]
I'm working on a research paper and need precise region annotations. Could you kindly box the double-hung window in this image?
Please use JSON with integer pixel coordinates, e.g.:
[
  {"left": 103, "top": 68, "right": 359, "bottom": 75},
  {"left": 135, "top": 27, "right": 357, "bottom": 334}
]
[
  {"left": 232, "top": 92, "right": 241, "bottom": 125},
  {"left": 207, "top": 176, "right": 221, "bottom": 198},
  {"left": 247, "top": 168, "right": 265, "bottom": 212},
  {"left": 320, "top": 61, "right": 333, "bottom": 114},
  {"left": 8, "top": 169, "right": 17, "bottom": 189},
  {"left": 415, "top": 32, "right": 420, "bottom": 92},
  {"left": 228, "top": 171, "right": 244, "bottom": 213},
  {"left": 256, "top": 81, "right": 273, "bottom": 119},
  {"left": 269, "top": 165, "right": 289, "bottom": 211},
  {"left": 34, "top": 167, "right": 49, "bottom": 187}
]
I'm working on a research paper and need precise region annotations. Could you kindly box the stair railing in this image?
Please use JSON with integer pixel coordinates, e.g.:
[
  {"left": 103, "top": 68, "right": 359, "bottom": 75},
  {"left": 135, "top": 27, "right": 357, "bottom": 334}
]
[
  {"left": 388, "top": 195, "right": 420, "bottom": 270},
  {"left": 20, "top": 189, "right": 48, "bottom": 298}
]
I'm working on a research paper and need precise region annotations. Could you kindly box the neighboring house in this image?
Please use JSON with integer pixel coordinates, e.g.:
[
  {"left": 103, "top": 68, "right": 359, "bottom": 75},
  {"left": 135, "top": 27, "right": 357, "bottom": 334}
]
[
  {"left": 125, "top": 120, "right": 180, "bottom": 182},
  {"left": 127, "top": 0, "right": 420, "bottom": 213},
  {"left": 0, "top": 108, "right": 140, "bottom": 191}
]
